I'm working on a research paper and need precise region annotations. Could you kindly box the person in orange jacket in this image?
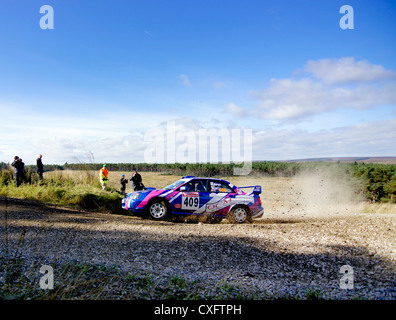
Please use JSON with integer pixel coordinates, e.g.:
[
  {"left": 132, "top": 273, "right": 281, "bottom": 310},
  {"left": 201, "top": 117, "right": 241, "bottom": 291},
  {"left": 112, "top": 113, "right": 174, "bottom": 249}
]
[{"left": 99, "top": 164, "right": 109, "bottom": 190}]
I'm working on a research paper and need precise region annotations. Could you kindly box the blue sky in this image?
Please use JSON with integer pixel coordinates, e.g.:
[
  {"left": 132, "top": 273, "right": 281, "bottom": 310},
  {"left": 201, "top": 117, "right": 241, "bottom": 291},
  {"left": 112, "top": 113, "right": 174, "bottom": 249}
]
[{"left": 0, "top": 0, "right": 395, "bottom": 165}]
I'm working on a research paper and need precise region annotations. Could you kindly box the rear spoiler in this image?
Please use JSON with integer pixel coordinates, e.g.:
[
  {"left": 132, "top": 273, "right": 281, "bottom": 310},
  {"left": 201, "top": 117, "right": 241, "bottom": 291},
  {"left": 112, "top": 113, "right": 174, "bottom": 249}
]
[{"left": 238, "top": 185, "right": 262, "bottom": 195}]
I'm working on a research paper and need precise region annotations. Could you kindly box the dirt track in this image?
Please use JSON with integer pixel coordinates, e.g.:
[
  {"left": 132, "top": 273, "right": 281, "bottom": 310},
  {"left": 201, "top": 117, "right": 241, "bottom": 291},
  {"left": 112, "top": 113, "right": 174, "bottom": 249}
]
[{"left": 1, "top": 197, "right": 395, "bottom": 299}]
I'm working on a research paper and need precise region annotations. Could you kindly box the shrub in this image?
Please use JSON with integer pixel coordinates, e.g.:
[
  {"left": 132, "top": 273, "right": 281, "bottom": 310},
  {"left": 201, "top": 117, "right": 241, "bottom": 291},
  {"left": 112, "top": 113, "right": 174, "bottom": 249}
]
[{"left": 0, "top": 170, "right": 14, "bottom": 186}]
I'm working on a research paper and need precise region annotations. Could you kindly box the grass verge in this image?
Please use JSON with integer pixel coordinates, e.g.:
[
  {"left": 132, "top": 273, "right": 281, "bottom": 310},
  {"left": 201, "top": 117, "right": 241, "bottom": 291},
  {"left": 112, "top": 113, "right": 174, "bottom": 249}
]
[
  {"left": 0, "top": 256, "right": 268, "bottom": 300},
  {"left": 0, "top": 170, "right": 124, "bottom": 214}
]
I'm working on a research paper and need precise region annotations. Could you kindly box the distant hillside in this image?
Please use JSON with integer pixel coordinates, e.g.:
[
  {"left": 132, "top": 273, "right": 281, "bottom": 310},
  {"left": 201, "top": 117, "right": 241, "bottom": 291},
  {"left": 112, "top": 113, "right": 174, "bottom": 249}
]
[{"left": 284, "top": 157, "right": 396, "bottom": 164}]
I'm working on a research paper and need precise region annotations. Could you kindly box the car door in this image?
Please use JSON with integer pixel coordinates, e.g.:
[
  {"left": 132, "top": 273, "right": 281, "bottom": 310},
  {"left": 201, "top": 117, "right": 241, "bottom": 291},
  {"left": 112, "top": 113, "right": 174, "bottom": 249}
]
[
  {"left": 204, "top": 180, "right": 236, "bottom": 214},
  {"left": 179, "top": 179, "right": 210, "bottom": 214}
]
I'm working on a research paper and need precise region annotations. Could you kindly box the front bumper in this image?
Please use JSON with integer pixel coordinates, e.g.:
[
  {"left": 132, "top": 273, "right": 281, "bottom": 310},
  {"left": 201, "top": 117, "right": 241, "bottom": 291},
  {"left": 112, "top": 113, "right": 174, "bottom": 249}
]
[{"left": 122, "top": 196, "right": 143, "bottom": 213}]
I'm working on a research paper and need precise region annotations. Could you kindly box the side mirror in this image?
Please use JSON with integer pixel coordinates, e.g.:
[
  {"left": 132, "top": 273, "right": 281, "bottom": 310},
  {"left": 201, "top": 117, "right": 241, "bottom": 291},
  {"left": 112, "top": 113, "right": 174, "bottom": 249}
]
[{"left": 179, "top": 186, "right": 187, "bottom": 192}]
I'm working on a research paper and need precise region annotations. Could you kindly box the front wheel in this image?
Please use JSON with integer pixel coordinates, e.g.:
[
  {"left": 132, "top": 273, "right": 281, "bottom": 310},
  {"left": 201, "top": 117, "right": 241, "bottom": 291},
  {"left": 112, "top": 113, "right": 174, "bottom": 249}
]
[
  {"left": 148, "top": 200, "right": 169, "bottom": 220},
  {"left": 228, "top": 205, "right": 252, "bottom": 224}
]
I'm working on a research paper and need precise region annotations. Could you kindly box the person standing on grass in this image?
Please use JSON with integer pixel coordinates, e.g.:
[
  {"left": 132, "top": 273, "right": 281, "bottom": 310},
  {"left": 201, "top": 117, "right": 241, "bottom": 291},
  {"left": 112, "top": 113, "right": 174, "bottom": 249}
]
[
  {"left": 120, "top": 174, "right": 128, "bottom": 195},
  {"left": 11, "top": 156, "right": 24, "bottom": 187},
  {"left": 99, "top": 164, "right": 109, "bottom": 190},
  {"left": 36, "top": 154, "right": 44, "bottom": 180},
  {"left": 130, "top": 168, "right": 143, "bottom": 191}
]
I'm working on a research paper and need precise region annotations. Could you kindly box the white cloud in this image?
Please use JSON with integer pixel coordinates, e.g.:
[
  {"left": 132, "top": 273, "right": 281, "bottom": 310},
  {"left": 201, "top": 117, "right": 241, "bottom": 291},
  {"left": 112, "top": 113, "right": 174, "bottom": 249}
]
[
  {"left": 252, "top": 118, "right": 396, "bottom": 160},
  {"left": 0, "top": 102, "right": 164, "bottom": 164},
  {"left": 2, "top": 106, "right": 395, "bottom": 165},
  {"left": 248, "top": 57, "right": 396, "bottom": 120},
  {"left": 305, "top": 57, "right": 396, "bottom": 85},
  {"left": 141, "top": 117, "right": 396, "bottom": 162},
  {"left": 225, "top": 102, "right": 246, "bottom": 117},
  {"left": 179, "top": 74, "right": 192, "bottom": 86}
]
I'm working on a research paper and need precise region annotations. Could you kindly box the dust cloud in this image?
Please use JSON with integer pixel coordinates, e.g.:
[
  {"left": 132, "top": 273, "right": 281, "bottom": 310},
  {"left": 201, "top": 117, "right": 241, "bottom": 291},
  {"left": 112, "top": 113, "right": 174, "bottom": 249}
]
[{"left": 267, "top": 166, "right": 365, "bottom": 219}]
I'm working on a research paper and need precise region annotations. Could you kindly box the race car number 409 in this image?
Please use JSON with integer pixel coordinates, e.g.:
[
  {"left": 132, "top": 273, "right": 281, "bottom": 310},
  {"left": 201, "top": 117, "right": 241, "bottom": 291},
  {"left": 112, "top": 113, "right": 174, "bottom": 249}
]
[{"left": 121, "top": 176, "right": 264, "bottom": 223}]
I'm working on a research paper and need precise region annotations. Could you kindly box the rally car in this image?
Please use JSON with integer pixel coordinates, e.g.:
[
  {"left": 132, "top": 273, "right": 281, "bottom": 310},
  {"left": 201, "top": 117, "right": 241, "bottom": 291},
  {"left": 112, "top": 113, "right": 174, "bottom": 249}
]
[{"left": 122, "top": 176, "right": 264, "bottom": 223}]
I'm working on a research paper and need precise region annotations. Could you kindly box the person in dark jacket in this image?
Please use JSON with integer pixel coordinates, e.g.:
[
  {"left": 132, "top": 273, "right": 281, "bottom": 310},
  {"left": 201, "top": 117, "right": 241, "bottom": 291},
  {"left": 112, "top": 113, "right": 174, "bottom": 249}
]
[
  {"left": 36, "top": 154, "right": 44, "bottom": 180},
  {"left": 130, "top": 169, "right": 143, "bottom": 191},
  {"left": 11, "top": 156, "right": 24, "bottom": 187},
  {"left": 120, "top": 174, "right": 128, "bottom": 195}
]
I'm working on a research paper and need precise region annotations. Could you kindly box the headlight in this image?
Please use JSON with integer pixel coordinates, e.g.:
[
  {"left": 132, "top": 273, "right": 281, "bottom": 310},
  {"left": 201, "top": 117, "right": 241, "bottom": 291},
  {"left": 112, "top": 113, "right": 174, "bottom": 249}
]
[{"left": 131, "top": 192, "right": 140, "bottom": 200}]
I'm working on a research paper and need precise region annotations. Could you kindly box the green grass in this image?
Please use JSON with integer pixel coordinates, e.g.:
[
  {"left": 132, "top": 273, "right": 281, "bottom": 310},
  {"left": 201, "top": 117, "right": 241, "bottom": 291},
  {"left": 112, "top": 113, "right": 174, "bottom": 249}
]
[
  {"left": 0, "top": 256, "right": 270, "bottom": 300},
  {"left": 0, "top": 169, "right": 124, "bottom": 214}
]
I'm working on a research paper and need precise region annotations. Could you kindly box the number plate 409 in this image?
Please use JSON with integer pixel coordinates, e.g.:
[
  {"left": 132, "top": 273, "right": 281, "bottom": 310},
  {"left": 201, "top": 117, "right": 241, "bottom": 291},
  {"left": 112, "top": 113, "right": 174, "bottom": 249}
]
[{"left": 181, "top": 193, "right": 199, "bottom": 210}]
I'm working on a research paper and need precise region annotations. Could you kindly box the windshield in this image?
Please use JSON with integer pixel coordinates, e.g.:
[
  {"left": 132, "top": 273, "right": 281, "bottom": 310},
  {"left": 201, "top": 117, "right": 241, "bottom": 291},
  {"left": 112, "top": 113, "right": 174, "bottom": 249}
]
[{"left": 163, "top": 179, "right": 187, "bottom": 190}]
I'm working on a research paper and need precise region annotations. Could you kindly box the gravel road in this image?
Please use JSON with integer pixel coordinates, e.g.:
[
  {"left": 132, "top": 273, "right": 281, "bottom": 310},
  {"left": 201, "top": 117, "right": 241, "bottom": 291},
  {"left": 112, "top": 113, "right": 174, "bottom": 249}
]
[{"left": 1, "top": 198, "right": 395, "bottom": 299}]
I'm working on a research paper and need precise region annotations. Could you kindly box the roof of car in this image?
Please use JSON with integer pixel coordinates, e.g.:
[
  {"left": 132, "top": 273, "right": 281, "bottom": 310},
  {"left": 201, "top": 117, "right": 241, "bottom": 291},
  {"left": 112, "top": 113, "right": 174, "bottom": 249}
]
[{"left": 181, "top": 176, "right": 228, "bottom": 182}]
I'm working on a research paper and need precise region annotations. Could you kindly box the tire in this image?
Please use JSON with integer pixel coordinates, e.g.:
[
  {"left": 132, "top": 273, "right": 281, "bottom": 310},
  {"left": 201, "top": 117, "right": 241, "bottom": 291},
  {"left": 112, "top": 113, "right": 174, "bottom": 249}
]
[
  {"left": 228, "top": 205, "right": 251, "bottom": 224},
  {"left": 148, "top": 200, "right": 169, "bottom": 220}
]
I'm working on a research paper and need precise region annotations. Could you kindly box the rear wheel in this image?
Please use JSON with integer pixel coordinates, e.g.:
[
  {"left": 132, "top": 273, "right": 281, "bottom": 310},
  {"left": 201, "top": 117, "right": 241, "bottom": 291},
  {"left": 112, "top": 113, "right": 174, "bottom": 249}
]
[
  {"left": 228, "top": 205, "right": 251, "bottom": 224},
  {"left": 148, "top": 200, "right": 168, "bottom": 220}
]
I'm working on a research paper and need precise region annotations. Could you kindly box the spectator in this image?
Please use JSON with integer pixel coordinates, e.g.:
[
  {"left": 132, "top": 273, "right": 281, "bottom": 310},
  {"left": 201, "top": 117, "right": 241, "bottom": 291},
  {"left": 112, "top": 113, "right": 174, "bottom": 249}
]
[
  {"left": 130, "top": 169, "right": 144, "bottom": 191},
  {"left": 120, "top": 174, "right": 128, "bottom": 195},
  {"left": 36, "top": 154, "right": 44, "bottom": 180},
  {"left": 99, "top": 164, "right": 109, "bottom": 190},
  {"left": 11, "top": 156, "right": 24, "bottom": 187}
]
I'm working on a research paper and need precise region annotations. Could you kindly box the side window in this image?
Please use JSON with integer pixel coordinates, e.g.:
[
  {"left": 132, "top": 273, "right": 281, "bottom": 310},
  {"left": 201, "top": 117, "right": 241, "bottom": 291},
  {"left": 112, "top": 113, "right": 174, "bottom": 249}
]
[
  {"left": 182, "top": 182, "right": 193, "bottom": 192},
  {"left": 209, "top": 180, "right": 234, "bottom": 193},
  {"left": 182, "top": 180, "right": 208, "bottom": 192}
]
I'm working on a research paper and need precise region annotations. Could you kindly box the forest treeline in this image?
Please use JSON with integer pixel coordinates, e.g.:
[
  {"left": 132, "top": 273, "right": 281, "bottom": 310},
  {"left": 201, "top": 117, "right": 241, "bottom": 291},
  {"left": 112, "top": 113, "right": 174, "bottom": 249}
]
[
  {"left": 1, "top": 161, "right": 302, "bottom": 176},
  {"left": 1, "top": 161, "right": 395, "bottom": 203}
]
